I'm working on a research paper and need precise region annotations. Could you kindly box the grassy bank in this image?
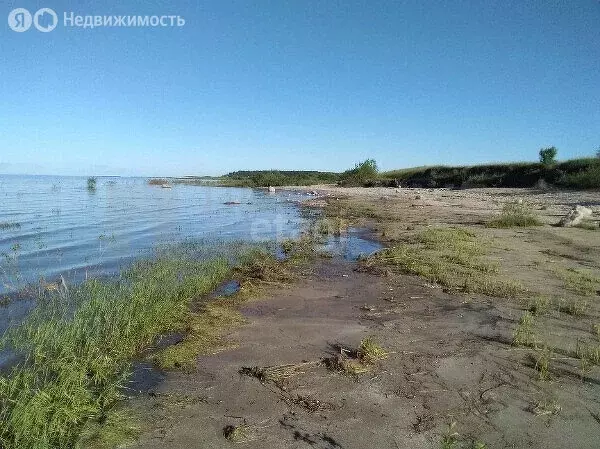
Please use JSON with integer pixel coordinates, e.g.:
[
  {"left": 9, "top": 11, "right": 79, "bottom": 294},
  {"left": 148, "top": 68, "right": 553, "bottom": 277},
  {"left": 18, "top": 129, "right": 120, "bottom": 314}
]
[
  {"left": 175, "top": 170, "right": 340, "bottom": 187},
  {"left": 379, "top": 158, "right": 600, "bottom": 189},
  {"left": 175, "top": 157, "right": 600, "bottom": 190},
  {"left": 0, "top": 240, "right": 315, "bottom": 449},
  {"left": 223, "top": 170, "right": 339, "bottom": 187}
]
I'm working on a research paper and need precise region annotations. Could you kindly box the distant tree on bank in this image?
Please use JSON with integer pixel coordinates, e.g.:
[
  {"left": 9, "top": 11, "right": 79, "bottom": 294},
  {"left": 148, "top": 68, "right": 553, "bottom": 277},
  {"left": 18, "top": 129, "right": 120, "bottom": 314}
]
[
  {"left": 539, "top": 147, "right": 557, "bottom": 165},
  {"left": 596, "top": 146, "right": 600, "bottom": 159},
  {"left": 339, "top": 159, "right": 378, "bottom": 186}
]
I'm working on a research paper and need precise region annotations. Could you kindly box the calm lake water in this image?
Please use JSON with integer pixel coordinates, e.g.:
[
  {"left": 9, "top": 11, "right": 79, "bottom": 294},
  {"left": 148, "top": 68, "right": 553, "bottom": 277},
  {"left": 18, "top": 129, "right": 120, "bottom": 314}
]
[
  {"left": 0, "top": 175, "right": 383, "bottom": 370},
  {"left": 0, "top": 175, "right": 306, "bottom": 295}
]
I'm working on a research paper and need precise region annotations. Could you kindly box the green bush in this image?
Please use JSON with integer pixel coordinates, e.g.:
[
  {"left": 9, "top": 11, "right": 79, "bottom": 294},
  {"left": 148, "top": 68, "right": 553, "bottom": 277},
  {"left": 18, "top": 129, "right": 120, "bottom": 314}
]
[
  {"left": 487, "top": 202, "right": 542, "bottom": 228},
  {"left": 339, "top": 159, "right": 378, "bottom": 186},
  {"left": 561, "top": 165, "right": 600, "bottom": 189}
]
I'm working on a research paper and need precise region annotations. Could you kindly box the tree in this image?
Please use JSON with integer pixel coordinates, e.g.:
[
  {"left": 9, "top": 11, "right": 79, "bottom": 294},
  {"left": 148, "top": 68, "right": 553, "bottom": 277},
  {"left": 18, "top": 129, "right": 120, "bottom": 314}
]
[
  {"left": 339, "top": 159, "right": 378, "bottom": 186},
  {"left": 539, "top": 147, "right": 557, "bottom": 165},
  {"left": 596, "top": 146, "right": 600, "bottom": 159},
  {"left": 352, "top": 159, "right": 378, "bottom": 179}
]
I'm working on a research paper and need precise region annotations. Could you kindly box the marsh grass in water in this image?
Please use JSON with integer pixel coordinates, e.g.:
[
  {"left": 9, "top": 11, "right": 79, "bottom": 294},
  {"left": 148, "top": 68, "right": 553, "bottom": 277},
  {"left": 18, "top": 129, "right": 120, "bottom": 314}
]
[
  {"left": 147, "top": 178, "right": 169, "bottom": 186},
  {"left": 75, "top": 408, "right": 141, "bottom": 449},
  {"left": 309, "top": 217, "right": 350, "bottom": 241},
  {"left": 0, "top": 222, "right": 21, "bottom": 231},
  {"left": 153, "top": 303, "right": 245, "bottom": 370},
  {"left": 0, "top": 244, "right": 273, "bottom": 449},
  {"left": 0, "top": 236, "right": 318, "bottom": 449}
]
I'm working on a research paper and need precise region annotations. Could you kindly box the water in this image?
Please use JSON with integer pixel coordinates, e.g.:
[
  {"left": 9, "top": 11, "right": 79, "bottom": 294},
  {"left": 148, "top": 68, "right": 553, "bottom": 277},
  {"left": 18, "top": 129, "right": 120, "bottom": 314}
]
[
  {"left": 0, "top": 175, "right": 382, "bottom": 372},
  {"left": 320, "top": 228, "right": 383, "bottom": 260},
  {"left": 0, "top": 175, "right": 306, "bottom": 294}
]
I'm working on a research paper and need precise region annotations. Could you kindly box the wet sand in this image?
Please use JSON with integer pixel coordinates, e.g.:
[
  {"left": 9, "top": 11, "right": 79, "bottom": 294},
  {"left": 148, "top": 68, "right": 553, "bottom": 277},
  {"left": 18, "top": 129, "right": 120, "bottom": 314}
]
[{"left": 131, "top": 186, "right": 600, "bottom": 449}]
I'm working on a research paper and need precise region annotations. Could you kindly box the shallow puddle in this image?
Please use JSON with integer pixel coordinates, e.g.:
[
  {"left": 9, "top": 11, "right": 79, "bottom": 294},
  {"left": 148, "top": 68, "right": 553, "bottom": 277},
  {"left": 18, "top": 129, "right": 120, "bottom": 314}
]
[{"left": 319, "top": 227, "right": 383, "bottom": 260}]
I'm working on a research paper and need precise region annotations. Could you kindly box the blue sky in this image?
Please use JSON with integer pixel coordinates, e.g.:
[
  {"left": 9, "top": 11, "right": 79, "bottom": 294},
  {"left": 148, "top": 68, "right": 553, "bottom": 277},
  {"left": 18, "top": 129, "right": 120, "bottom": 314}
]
[{"left": 1, "top": 0, "right": 599, "bottom": 176}]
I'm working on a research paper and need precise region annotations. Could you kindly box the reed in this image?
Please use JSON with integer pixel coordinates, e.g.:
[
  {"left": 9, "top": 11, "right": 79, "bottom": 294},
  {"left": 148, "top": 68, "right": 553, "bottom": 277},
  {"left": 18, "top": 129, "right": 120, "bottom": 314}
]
[{"left": 0, "top": 253, "right": 232, "bottom": 449}]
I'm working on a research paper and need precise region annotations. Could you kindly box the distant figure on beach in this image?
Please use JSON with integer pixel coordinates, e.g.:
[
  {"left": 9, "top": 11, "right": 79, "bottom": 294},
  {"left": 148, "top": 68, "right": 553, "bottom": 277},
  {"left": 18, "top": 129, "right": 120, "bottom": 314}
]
[{"left": 268, "top": 186, "right": 276, "bottom": 193}]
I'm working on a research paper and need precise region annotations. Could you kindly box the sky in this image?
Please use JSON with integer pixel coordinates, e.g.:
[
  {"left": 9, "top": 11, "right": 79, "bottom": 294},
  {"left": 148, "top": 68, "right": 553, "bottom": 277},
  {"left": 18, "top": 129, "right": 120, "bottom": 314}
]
[{"left": 1, "top": 0, "right": 599, "bottom": 177}]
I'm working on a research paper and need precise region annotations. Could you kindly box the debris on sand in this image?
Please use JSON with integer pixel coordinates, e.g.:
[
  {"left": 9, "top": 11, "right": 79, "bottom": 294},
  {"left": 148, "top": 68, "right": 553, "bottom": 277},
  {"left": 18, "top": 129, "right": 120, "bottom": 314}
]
[
  {"left": 323, "top": 339, "right": 388, "bottom": 376},
  {"left": 239, "top": 362, "right": 318, "bottom": 384}
]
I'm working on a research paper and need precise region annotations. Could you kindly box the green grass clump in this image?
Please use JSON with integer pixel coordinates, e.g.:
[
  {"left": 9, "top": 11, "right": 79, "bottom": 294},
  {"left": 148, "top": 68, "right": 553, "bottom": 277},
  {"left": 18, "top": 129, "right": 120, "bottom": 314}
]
[
  {"left": 312, "top": 217, "right": 348, "bottom": 237},
  {"left": 557, "top": 297, "right": 589, "bottom": 316},
  {"left": 576, "top": 341, "right": 600, "bottom": 371},
  {"left": 324, "top": 338, "right": 387, "bottom": 376},
  {"left": 153, "top": 304, "right": 245, "bottom": 370},
  {"left": 487, "top": 202, "right": 542, "bottom": 228},
  {"left": 223, "top": 424, "right": 256, "bottom": 443},
  {"left": 513, "top": 312, "right": 536, "bottom": 347},
  {"left": 528, "top": 295, "right": 551, "bottom": 315},
  {"left": 534, "top": 347, "right": 551, "bottom": 381},
  {"left": 575, "top": 220, "right": 598, "bottom": 231},
  {"left": 280, "top": 237, "right": 316, "bottom": 263},
  {"left": 234, "top": 248, "right": 295, "bottom": 285},
  {"left": 462, "top": 276, "right": 523, "bottom": 298},
  {"left": 556, "top": 268, "right": 600, "bottom": 296},
  {"left": 366, "top": 227, "right": 523, "bottom": 298},
  {"left": 357, "top": 337, "right": 388, "bottom": 364},
  {"left": 0, "top": 255, "right": 232, "bottom": 449},
  {"left": 440, "top": 422, "right": 460, "bottom": 449},
  {"left": 75, "top": 408, "right": 140, "bottom": 449}
]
